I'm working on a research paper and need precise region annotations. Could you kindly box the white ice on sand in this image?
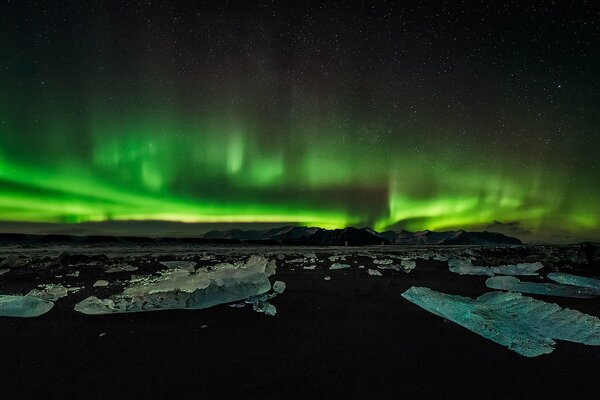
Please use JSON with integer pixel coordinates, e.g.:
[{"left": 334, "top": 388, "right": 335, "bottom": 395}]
[
  {"left": 486, "top": 276, "right": 600, "bottom": 298},
  {"left": 27, "top": 284, "right": 69, "bottom": 301},
  {"left": 449, "top": 258, "right": 543, "bottom": 277},
  {"left": 401, "top": 286, "right": 600, "bottom": 357},
  {"left": 273, "top": 281, "right": 286, "bottom": 294},
  {"left": 330, "top": 263, "right": 351, "bottom": 270},
  {"left": 105, "top": 263, "right": 138, "bottom": 273},
  {"left": 0, "top": 295, "right": 54, "bottom": 317},
  {"left": 160, "top": 261, "right": 197, "bottom": 272},
  {"left": 75, "top": 255, "right": 276, "bottom": 314}
]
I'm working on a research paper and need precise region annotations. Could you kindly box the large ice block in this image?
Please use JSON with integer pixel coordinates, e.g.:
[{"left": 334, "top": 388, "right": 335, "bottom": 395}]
[
  {"left": 486, "top": 276, "right": 600, "bottom": 298},
  {"left": 401, "top": 286, "right": 600, "bottom": 357},
  {"left": 0, "top": 295, "right": 54, "bottom": 317},
  {"left": 547, "top": 273, "right": 600, "bottom": 290},
  {"left": 75, "top": 255, "right": 276, "bottom": 314}
]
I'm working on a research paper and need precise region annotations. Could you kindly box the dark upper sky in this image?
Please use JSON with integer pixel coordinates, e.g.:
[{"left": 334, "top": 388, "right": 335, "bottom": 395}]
[{"left": 0, "top": 1, "right": 599, "bottom": 242}]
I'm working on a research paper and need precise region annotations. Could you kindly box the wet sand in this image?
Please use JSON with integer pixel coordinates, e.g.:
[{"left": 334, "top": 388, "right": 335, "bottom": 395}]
[{"left": 0, "top": 247, "right": 599, "bottom": 399}]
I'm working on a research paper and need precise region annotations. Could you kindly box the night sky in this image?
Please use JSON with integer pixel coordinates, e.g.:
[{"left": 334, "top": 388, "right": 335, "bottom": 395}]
[{"left": 1, "top": 1, "right": 599, "bottom": 242}]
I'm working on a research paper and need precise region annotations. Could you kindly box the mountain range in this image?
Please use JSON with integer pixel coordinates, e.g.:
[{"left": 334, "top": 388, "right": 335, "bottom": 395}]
[{"left": 203, "top": 226, "right": 523, "bottom": 246}]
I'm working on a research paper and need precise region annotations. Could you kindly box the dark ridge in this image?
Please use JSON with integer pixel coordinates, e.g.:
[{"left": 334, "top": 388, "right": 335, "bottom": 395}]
[{"left": 0, "top": 226, "right": 523, "bottom": 246}]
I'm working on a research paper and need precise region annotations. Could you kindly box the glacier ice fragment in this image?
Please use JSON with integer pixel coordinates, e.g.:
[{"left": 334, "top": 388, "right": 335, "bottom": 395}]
[
  {"left": 486, "top": 276, "right": 600, "bottom": 298},
  {"left": 401, "top": 286, "right": 600, "bottom": 357},
  {"left": 75, "top": 255, "right": 275, "bottom": 314},
  {"left": 368, "top": 269, "right": 382, "bottom": 276},
  {"left": 105, "top": 263, "right": 138, "bottom": 273},
  {"left": 330, "top": 263, "right": 350, "bottom": 270},
  {"left": 547, "top": 273, "right": 600, "bottom": 290},
  {"left": 27, "top": 284, "right": 69, "bottom": 301},
  {"left": 273, "top": 281, "right": 286, "bottom": 294},
  {"left": 400, "top": 259, "right": 416, "bottom": 272},
  {"left": 373, "top": 259, "right": 393, "bottom": 265},
  {"left": 93, "top": 280, "right": 109, "bottom": 287},
  {"left": 0, "top": 269, "right": 9, "bottom": 276},
  {"left": 0, "top": 295, "right": 54, "bottom": 317},
  {"left": 449, "top": 259, "right": 543, "bottom": 276},
  {"left": 160, "top": 261, "right": 197, "bottom": 272}
]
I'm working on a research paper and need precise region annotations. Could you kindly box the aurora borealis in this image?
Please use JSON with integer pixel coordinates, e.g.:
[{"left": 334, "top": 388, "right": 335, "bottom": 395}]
[{"left": 1, "top": 2, "right": 599, "bottom": 241}]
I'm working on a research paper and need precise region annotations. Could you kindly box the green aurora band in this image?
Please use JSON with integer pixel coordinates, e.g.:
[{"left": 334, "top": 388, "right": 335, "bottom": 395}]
[
  {"left": 0, "top": 103, "right": 597, "bottom": 240},
  {"left": 1, "top": 3, "right": 599, "bottom": 241}
]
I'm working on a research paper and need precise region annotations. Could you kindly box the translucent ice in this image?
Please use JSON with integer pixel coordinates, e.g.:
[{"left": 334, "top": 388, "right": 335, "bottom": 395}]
[
  {"left": 93, "top": 280, "right": 109, "bottom": 287},
  {"left": 547, "top": 273, "right": 600, "bottom": 290},
  {"left": 401, "top": 286, "right": 600, "bottom": 357},
  {"left": 330, "top": 263, "right": 351, "bottom": 270},
  {"left": 27, "top": 284, "right": 69, "bottom": 301},
  {"left": 0, "top": 295, "right": 54, "bottom": 317},
  {"left": 449, "top": 259, "right": 543, "bottom": 276},
  {"left": 75, "top": 255, "right": 276, "bottom": 314},
  {"left": 273, "top": 280, "right": 286, "bottom": 294},
  {"left": 160, "top": 261, "right": 197, "bottom": 272},
  {"left": 105, "top": 263, "right": 138, "bottom": 273},
  {"left": 368, "top": 269, "right": 382, "bottom": 276},
  {"left": 485, "top": 276, "right": 600, "bottom": 298},
  {"left": 400, "top": 259, "right": 416, "bottom": 272},
  {"left": 373, "top": 259, "right": 393, "bottom": 265}
]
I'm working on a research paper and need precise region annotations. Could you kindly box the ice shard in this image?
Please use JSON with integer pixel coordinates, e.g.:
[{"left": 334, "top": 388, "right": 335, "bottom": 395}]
[
  {"left": 449, "top": 259, "right": 543, "bottom": 276},
  {"left": 160, "top": 261, "right": 197, "bottom": 272},
  {"left": 27, "top": 284, "right": 69, "bottom": 301},
  {"left": 547, "top": 273, "right": 600, "bottom": 290},
  {"left": 400, "top": 259, "right": 416, "bottom": 272},
  {"left": 330, "top": 263, "right": 351, "bottom": 270},
  {"left": 401, "top": 286, "right": 600, "bottom": 357},
  {"left": 368, "top": 268, "right": 382, "bottom": 276},
  {"left": 0, "top": 295, "right": 54, "bottom": 317},
  {"left": 273, "top": 281, "right": 286, "bottom": 294},
  {"left": 486, "top": 276, "right": 600, "bottom": 298},
  {"left": 75, "top": 255, "right": 276, "bottom": 314}
]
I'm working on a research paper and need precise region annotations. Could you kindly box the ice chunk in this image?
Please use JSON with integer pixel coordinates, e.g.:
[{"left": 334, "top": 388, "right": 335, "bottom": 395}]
[
  {"left": 401, "top": 286, "right": 600, "bottom": 357},
  {"left": 66, "top": 271, "right": 80, "bottom": 277},
  {"left": 448, "top": 258, "right": 493, "bottom": 276},
  {"left": 547, "top": 273, "right": 600, "bottom": 290},
  {"left": 303, "top": 265, "right": 316, "bottom": 270},
  {"left": 485, "top": 276, "right": 600, "bottom": 298},
  {"left": 0, "top": 295, "right": 54, "bottom": 317},
  {"left": 368, "top": 269, "right": 382, "bottom": 276},
  {"left": 373, "top": 259, "right": 393, "bottom": 265},
  {"left": 93, "top": 280, "right": 109, "bottom": 287},
  {"left": 105, "top": 263, "right": 138, "bottom": 273},
  {"left": 160, "top": 261, "right": 197, "bottom": 272},
  {"left": 287, "top": 258, "right": 304, "bottom": 263},
  {"left": 330, "top": 263, "right": 350, "bottom": 270},
  {"left": 400, "top": 259, "right": 416, "bottom": 272},
  {"left": 449, "top": 259, "right": 543, "bottom": 276},
  {"left": 492, "top": 262, "right": 543, "bottom": 276},
  {"left": 27, "top": 284, "right": 69, "bottom": 301},
  {"left": 273, "top": 281, "right": 286, "bottom": 294},
  {"left": 252, "top": 301, "right": 277, "bottom": 316},
  {"left": 0, "top": 269, "right": 9, "bottom": 276},
  {"left": 324, "top": 276, "right": 331, "bottom": 281},
  {"left": 75, "top": 255, "right": 275, "bottom": 314}
]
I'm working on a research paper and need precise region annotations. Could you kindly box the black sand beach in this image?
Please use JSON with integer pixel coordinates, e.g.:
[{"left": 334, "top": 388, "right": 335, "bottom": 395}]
[{"left": 1, "top": 246, "right": 599, "bottom": 399}]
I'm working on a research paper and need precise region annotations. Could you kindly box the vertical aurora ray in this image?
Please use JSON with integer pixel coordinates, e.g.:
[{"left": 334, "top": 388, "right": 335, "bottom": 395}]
[{"left": 0, "top": 2, "right": 598, "bottom": 241}]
